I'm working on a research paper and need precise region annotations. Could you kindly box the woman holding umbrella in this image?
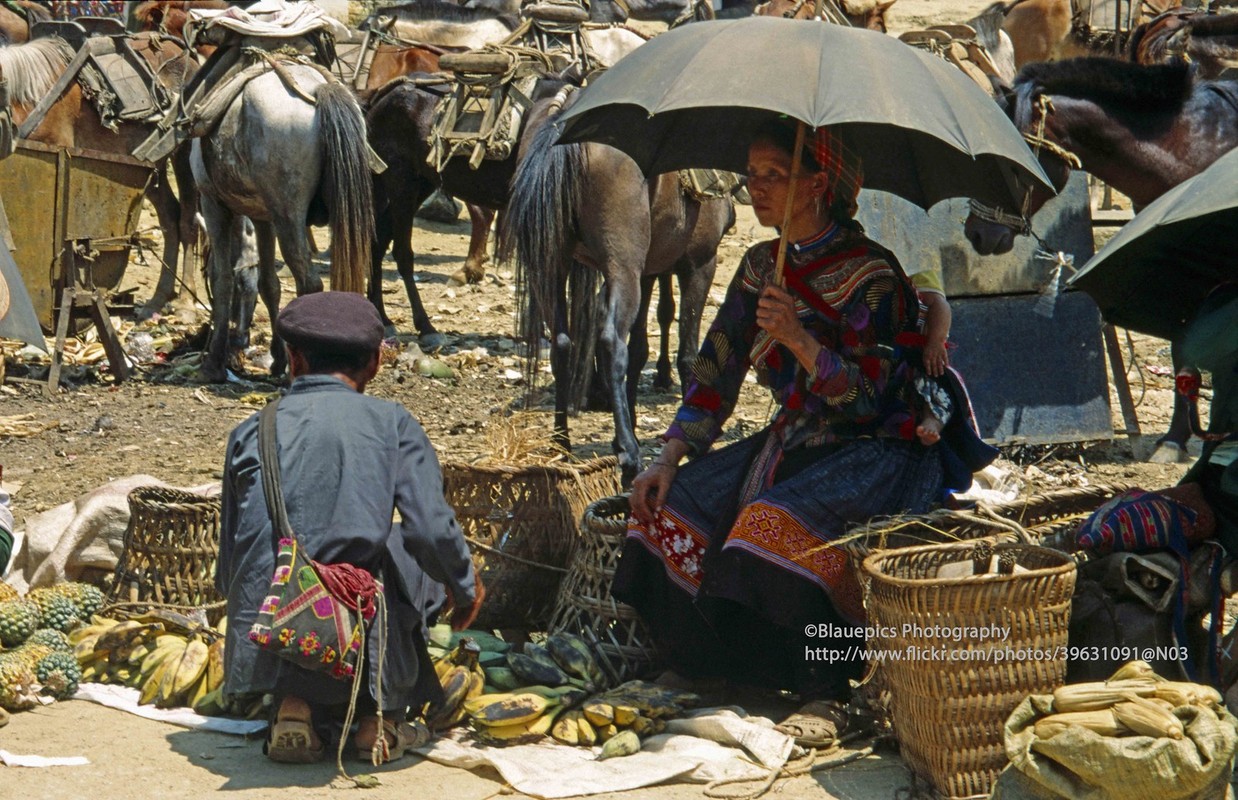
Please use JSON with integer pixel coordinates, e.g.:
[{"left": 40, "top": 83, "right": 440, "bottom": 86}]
[{"left": 616, "top": 119, "right": 971, "bottom": 748}]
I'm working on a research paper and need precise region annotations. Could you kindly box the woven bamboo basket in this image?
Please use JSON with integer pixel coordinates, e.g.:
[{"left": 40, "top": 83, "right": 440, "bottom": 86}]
[
  {"left": 863, "top": 542, "right": 1077, "bottom": 800},
  {"left": 442, "top": 456, "right": 621, "bottom": 631},
  {"left": 106, "top": 486, "right": 226, "bottom": 626},
  {"left": 843, "top": 484, "right": 1132, "bottom": 563},
  {"left": 548, "top": 494, "right": 660, "bottom": 685}
]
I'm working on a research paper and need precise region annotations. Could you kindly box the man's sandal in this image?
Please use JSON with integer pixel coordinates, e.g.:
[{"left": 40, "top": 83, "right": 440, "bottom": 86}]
[
  {"left": 354, "top": 718, "right": 430, "bottom": 764},
  {"left": 774, "top": 700, "right": 855, "bottom": 749},
  {"left": 266, "top": 717, "right": 326, "bottom": 764}
]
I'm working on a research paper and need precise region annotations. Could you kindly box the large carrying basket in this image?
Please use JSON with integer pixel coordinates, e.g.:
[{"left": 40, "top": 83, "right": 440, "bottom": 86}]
[
  {"left": 862, "top": 542, "right": 1077, "bottom": 800},
  {"left": 548, "top": 494, "right": 660, "bottom": 686},
  {"left": 442, "top": 457, "right": 620, "bottom": 631},
  {"left": 106, "top": 486, "right": 226, "bottom": 625}
]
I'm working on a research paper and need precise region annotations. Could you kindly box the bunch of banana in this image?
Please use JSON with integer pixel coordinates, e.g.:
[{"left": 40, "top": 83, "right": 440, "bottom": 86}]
[
  {"left": 504, "top": 633, "right": 605, "bottom": 693},
  {"left": 72, "top": 614, "right": 227, "bottom": 712},
  {"left": 426, "top": 637, "right": 486, "bottom": 731},
  {"left": 1034, "top": 661, "right": 1216, "bottom": 741},
  {"left": 465, "top": 684, "right": 587, "bottom": 746}
]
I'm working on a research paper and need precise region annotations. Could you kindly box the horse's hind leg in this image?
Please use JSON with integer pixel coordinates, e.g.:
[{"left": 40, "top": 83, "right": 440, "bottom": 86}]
[
  {"left": 674, "top": 254, "right": 718, "bottom": 392},
  {"left": 252, "top": 220, "right": 287, "bottom": 377},
  {"left": 551, "top": 273, "right": 572, "bottom": 450},
  {"left": 599, "top": 268, "right": 644, "bottom": 484},
  {"left": 451, "top": 204, "right": 493, "bottom": 286},
  {"left": 369, "top": 205, "right": 397, "bottom": 334},
  {"left": 628, "top": 275, "right": 656, "bottom": 416},
  {"left": 652, "top": 272, "right": 675, "bottom": 391},
  {"left": 390, "top": 195, "right": 438, "bottom": 339},
  {"left": 197, "top": 192, "right": 236, "bottom": 383},
  {"left": 1150, "top": 339, "right": 1194, "bottom": 463}
]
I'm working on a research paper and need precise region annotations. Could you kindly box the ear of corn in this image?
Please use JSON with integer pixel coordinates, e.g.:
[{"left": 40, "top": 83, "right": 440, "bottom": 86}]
[
  {"left": 1114, "top": 694, "right": 1185, "bottom": 740},
  {"left": 1108, "top": 660, "right": 1164, "bottom": 683},
  {"left": 1033, "top": 709, "right": 1128, "bottom": 740},
  {"left": 1052, "top": 679, "right": 1158, "bottom": 712}
]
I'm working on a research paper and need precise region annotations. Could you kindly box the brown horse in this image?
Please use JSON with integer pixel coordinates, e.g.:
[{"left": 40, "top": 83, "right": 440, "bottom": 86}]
[
  {"left": 131, "top": 1, "right": 230, "bottom": 55},
  {"left": 992, "top": 0, "right": 1179, "bottom": 67},
  {"left": 0, "top": 2, "right": 49, "bottom": 44},
  {"left": 0, "top": 34, "right": 202, "bottom": 318},
  {"left": 963, "top": 57, "right": 1238, "bottom": 460},
  {"left": 1128, "top": 8, "right": 1238, "bottom": 79},
  {"left": 753, "top": 0, "right": 896, "bottom": 30}
]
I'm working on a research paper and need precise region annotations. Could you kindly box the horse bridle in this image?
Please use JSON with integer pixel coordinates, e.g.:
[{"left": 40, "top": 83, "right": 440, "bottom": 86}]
[{"left": 968, "top": 93, "right": 1083, "bottom": 245}]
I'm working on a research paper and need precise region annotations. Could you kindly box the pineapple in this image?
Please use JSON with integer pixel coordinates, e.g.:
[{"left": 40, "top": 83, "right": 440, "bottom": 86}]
[
  {"left": 36, "top": 652, "right": 81, "bottom": 700},
  {"left": 50, "top": 582, "right": 105, "bottom": 619},
  {"left": 0, "top": 581, "right": 17, "bottom": 603},
  {"left": 27, "top": 628, "right": 72, "bottom": 653},
  {"left": 27, "top": 589, "right": 80, "bottom": 634},
  {"left": 0, "top": 653, "right": 38, "bottom": 711},
  {"left": 0, "top": 599, "right": 40, "bottom": 647}
]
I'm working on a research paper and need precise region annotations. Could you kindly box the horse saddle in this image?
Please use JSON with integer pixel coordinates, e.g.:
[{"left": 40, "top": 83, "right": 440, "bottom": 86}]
[
  {"left": 899, "top": 26, "right": 1003, "bottom": 97},
  {"left": 430, "top": 51, "right": 545, "bottom": 171}
]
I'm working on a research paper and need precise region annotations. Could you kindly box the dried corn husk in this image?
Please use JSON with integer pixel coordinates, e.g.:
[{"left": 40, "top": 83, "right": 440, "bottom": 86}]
[
  {"left": 1113, "top": 695, "right": 1185, "bottom": 739},
  {"left": 0, "top": 414, "right": 56, "bottom": 438},
  {"left": 1052, "top": 679, "right": 1159, "bottom": 712},
  {"left": 1034, "top": 708, "right": 1129, "bottom": 739},
  {"left": 473, "top": 413, "right": 570, "bottom": 466}
]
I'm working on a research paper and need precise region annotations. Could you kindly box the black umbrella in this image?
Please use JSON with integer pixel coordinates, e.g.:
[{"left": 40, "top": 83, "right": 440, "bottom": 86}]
[
  {"left": 555, "top": 17, "right": 1054, "bottom": 212},
  {"left": 1069, "top": 146, "right": 1238, "bottom": 341}
]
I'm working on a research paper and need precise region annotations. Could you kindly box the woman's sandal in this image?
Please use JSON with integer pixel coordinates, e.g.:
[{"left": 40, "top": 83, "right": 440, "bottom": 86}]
[
  {"left": 266, "top": 717, "right": 326, "bottom": 764},
  {"left": 354, "top": 718, "right": 431, "bottom": 764},
  {"left": 774, "top": 699, "right": 855, "bottom": 749}
]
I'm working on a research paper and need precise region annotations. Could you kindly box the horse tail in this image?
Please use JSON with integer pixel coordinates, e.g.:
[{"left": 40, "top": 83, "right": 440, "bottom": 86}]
[
  {"left": 314, "top": 80, "right": 374, "bottom": 294},
  {"left": 498, "top": 89, "right": 585, "bottom": 396}
]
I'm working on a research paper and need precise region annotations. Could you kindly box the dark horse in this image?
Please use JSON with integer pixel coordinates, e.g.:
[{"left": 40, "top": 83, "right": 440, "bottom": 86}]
[
  {"left": 499, "top": 87, "right": 734, "bottom": 484},
  {"left": 963, "top": 57, "right": 1238, "bottom": 461}
]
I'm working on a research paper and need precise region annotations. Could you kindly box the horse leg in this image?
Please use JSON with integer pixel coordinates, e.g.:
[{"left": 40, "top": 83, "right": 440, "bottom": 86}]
[
  {"left": 171, "top": 145, "right": 202, "bottom": 320},
  {"left": 390, "top": 195, "right": 439, "bottom": 341},
  {"left": 369, "top": 205, "right": 397, "bottom": 334},
  {"left": 272, "top": 213, "right": 321, "bottom": 297},
  {"left": 451, "top": 204, "right": 493, "bottom": 286},
  {"left": 628, "top": 276, "right": 656, "bottom": 417},
  {"left": 674, "top": 254, "right": 718, "bottom": 392},
  {"left": 252, "top": 219, "right": 287, "bottom": 377},
  {"left": 599, "top": 269, "right": 644, "bottom": 485},
  {"left": 1150, "top": 339, "right": 1194, "bottom": 463},
  {"left": 652, "top": 272, "right": 675, "bottom": 391},
  {"left": 197, "top": 192, "right": 235, "bottom": 383},
  {"left": 228, "top": 218, "right": 259, "bottom": 366}
]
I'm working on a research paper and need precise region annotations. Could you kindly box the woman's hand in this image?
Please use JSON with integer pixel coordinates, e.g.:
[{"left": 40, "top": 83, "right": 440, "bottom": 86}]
[
  {"left": 758, "top": 284, "right": 823, "bottom": 372},
  {"left": 630, "top": 462, "right": 678, "bottom": 525},
  {"left": 449, "top": 572, "right": 486, "bottom": 631},
  {"left": 756, "top": 285, "right": 809, "bottom": 348}
]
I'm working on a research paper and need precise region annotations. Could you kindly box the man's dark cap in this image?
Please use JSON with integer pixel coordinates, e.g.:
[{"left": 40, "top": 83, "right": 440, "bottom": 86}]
[{"left": 275, "top": 292, "right": 383, "bottom": 354}]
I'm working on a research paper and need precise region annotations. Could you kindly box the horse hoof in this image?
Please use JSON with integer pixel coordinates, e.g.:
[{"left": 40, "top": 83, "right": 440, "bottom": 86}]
[
  {"left": 1148, "top": 441, "right": 1191, "bottom": 464},
  {"left": 196, "top": 366, "right": 228, "bottom": 384},
  {"left": 419, "top": 331, "right": 447, "bottom": 350},
  {"left": 447, "top": 270, "right": 468, "bottom": 287}
]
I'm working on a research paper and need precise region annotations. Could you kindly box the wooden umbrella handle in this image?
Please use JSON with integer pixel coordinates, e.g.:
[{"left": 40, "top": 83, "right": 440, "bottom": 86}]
[{"left": 772, "top": 120, "right": 807, "bottom": 287}]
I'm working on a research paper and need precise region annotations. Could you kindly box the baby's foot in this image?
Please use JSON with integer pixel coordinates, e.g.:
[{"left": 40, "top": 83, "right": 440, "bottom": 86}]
[{"left": 916, "top": 416, "right": 942, "bottom": 446}]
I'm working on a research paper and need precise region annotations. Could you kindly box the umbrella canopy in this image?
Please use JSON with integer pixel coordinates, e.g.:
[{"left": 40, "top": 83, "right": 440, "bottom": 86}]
[
  {"left": 1070, "top": 146, "right": 1238, "bottom": 342},
  {"left": 0, "top": 236, "right": 44, "bottom": 352},
  {"left": 556, "top": 17, "right": 1054, "bottom": 210}
]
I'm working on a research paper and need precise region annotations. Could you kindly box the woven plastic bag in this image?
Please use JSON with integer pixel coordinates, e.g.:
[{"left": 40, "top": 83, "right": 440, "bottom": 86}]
[{"left": 989, "top": 694, "right": 1238, "bottom": 800}]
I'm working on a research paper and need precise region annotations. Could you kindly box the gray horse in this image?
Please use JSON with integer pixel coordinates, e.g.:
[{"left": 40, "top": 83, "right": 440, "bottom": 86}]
[
  {"left": 190, "top": 65, "right": 374, "bottom": 381},
  {"left": 500, "top": 88, "right": 734, "bottom": 484}
]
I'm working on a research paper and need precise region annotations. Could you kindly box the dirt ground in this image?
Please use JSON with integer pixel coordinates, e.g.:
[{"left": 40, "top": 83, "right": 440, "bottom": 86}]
[{"left": 0, "top": 0, "right": 1212, "bottom": 796}]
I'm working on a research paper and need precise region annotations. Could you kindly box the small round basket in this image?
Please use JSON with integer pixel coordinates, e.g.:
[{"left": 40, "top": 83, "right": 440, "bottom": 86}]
[
  {"left": 106, "top": 486, "right": 226, "bottom": 626},
  {"left": 862, "top": 541, "right": 1077, "bottom": 800},
  {"left": 548, "top": 494, "right": 660, "bottom": 685},
  {"left": 442, "top": 456, "right": 621, "bottom": 632}
]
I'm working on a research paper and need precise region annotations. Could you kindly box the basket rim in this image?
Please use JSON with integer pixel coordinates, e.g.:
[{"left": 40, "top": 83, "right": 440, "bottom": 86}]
[
  {"left": 442, "top": 455, "right": 619, "bottom": 478},
  {"left": 861, "top": 541, "right": 1075, "bottom": 587}
]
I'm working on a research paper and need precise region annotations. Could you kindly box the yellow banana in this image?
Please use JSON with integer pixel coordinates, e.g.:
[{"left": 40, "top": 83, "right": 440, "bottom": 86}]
[
  {"left": 171, "top": 637, "right": 210, "bottom": 698},
  {"left": 551, "top": 709, "right": 581, "bottom": 745},
  {"left": 206, "top": 638, "right": 226, "bottom": 693},
  {"left": 577, "top": 714, "right": 597, "bottom": 746},
  {"left": 597, "top": 729, "right": 641, "bottom": 760},
  {"left": 467, "top": 692, "right": 556, "bottom": 727},
  {"left": 140, "top": 657, "right": 175, "bottom": 705}
]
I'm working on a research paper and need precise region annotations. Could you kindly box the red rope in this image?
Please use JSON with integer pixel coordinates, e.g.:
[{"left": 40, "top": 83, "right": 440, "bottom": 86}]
[{"left": 314, "top": 561, "right": 380, "bottom": 621}]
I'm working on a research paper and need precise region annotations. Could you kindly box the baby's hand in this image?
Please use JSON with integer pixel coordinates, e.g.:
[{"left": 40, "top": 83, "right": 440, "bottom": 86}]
[{"left": 924, "top": 339, "right": 949, "bottom": 377}]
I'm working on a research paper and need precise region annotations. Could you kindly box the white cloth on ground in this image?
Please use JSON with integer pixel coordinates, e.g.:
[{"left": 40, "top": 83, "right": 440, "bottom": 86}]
[{"left": 413, "top": 708, "right": 796, "bottom": 799}]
